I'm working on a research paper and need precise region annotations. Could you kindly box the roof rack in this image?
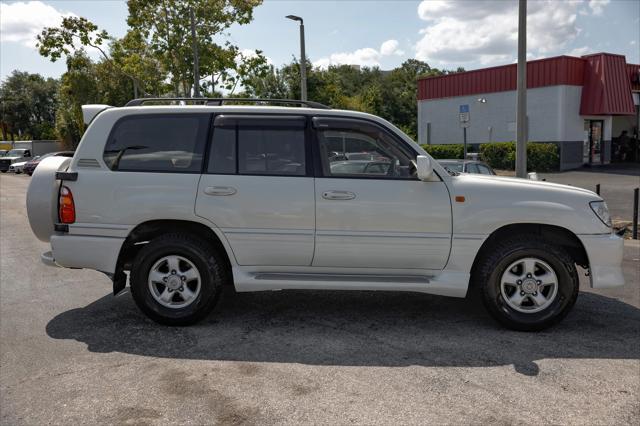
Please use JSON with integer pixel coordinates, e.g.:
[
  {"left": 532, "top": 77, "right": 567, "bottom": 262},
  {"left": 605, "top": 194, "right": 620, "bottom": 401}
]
[{"left": 124, "top": 97, "right": 331, "bottom": 109}]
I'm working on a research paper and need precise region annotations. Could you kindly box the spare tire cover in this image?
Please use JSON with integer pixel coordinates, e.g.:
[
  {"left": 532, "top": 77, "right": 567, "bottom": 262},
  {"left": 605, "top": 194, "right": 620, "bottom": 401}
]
[{"left": 26, "top": 156, "right": 72, "bottom": 242}]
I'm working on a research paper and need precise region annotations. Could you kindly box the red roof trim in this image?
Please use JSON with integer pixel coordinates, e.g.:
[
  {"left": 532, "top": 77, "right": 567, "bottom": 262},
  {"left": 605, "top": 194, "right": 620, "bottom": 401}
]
[
  {"left": 417, "top": 55, "right": 584, "bottom": 100},
  {"left": 580, "top": 54, "right": 635, "bottom": 115}
]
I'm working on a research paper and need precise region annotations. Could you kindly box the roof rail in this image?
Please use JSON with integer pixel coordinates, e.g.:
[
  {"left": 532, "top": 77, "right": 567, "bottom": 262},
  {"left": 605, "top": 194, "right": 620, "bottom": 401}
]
[{"left": 124, "top": 97, "right": 331, "bottom": 109}]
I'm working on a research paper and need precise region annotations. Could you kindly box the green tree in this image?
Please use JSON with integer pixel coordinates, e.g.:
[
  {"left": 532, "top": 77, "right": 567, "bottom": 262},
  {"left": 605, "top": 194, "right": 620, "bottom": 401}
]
[
  {"left": 37, "top": 16, "right": 150, "bottom": 97},
  {"left": 126, "top": 0, "right": 267, "bottom": 96},
  {"left": 0, "top": 71, "right": 59, "bottom": 140},
  {"left": 55, "top": 52, "right": 98, "bottom": 148}
]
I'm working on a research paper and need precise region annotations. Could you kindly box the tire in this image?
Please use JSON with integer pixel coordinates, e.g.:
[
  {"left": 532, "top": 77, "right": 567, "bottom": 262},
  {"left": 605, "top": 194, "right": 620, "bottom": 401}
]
[
  {"left": 130, "top": 233, "right": 227, "bottom": 326},
  {"left": 475, "top": 234, "right": 579, "bottom": 331},
  {"left": 1, "top": 170, "right": 6, "bottom": 173}
]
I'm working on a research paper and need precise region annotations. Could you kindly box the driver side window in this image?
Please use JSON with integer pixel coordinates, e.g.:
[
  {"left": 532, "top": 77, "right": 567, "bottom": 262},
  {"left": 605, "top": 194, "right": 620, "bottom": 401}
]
[{"left": 316, "top": 121, "right": 416, "bottom": 179}]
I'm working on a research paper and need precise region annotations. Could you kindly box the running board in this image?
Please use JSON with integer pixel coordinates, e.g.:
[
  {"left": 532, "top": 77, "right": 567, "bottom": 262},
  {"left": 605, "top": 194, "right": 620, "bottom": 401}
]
[
  {"left": 233, "top": 269, "right": 469, "bottom": 298},
  {"left": 254, "top": 273, "right": 430, "bottom": 284}
]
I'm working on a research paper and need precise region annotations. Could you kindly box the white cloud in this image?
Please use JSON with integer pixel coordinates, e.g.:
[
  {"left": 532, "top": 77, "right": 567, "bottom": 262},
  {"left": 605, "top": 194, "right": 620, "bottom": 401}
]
[
  {"left": 588, "top": 0, "right": 610, "bottom": 15},
  {"left": 313, "top": 39, "right": 404, "bottom": 69},
  {"left": 380, "top": 39, "right": 404, "bottom": 56},
  {"left": 568, "top": 46, "right": 591, "bottom": 56},
  {"left": 0, "top": 1, "right": 75, "bottom": 48},
  {"left": 414, "top": 0, "right": 607, "bottom": 67}
]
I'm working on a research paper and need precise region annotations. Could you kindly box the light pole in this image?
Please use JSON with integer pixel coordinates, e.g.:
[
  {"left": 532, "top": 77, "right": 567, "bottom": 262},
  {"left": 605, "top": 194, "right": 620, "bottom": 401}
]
[
  {"left": 515, "top": 0, "right": 527, "bottom": 178},
  {"left": 286, "top": 15, "right": 307, "bottom": 101},
  {"left": 190, "top": 8, "right": 200, "bottom": 98}
]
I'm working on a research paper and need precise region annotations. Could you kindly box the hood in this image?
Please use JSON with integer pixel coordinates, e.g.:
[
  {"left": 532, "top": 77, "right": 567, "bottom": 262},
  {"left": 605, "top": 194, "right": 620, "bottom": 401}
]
[
  {"left": 2, "top": 156, "right": 23, "bottom": 161},
  {"left": 453, "top": 173, "right": 601, "bottom": 201}
]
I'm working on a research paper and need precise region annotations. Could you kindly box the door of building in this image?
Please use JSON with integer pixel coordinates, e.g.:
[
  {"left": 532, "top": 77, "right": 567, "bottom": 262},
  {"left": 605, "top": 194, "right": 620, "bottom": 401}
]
[{"left": 585, "top": 120, "right": 604, "bottom": 165}]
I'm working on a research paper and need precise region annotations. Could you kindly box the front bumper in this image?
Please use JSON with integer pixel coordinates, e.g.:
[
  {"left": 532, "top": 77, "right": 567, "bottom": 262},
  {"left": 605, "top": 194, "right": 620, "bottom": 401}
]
[{"left": 579, "top": 233, "right": 625, "bottom": 288}]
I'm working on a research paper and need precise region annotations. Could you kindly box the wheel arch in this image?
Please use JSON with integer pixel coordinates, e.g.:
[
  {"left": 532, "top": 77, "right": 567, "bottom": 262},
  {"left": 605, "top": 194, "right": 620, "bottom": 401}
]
[
  {"left": 116, "top": 219, "right": 234, "bottom": 285},
  {"left": 470, "top": 223, "right": 588, "bottom": 288}
]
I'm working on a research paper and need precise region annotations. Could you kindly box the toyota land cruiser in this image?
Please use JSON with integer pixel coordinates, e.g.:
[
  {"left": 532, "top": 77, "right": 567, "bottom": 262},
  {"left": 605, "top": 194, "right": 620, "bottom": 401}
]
[{"left": 26, "top": 98, "right": 625, "bottom": 330}]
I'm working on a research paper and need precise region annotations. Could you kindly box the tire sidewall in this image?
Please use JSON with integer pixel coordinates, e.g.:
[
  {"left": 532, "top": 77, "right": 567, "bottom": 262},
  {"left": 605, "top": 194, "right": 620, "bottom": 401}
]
[
  {"left": 484, "top": 246, "right": 577, "bottom": 329},
  {"left": 131, "top": 239, "right": 220, "bottom": 324}
]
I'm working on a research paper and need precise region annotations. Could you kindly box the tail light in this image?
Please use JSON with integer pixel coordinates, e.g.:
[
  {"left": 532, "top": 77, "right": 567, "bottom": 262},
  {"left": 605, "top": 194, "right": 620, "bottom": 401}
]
[{"left": 59, "top": 186, "right": 76, "bottom": 224}]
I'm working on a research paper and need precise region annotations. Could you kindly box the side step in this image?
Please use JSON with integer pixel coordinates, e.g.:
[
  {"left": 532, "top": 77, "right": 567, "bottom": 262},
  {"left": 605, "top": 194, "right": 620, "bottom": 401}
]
[
  {"left": 254, "top": 273, "right": 430, "bottom": 284},
  {"left": 233, "top": 269, "right": 469, "bottom": 298}
]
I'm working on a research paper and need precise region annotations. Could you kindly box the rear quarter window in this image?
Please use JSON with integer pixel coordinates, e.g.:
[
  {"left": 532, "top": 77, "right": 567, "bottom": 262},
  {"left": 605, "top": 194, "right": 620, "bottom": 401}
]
[{"left": 103, "top": 113, "right": 209, "bottom": 172}]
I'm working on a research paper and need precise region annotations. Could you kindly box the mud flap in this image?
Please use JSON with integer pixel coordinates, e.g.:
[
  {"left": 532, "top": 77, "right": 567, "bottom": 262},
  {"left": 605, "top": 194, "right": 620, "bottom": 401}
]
[{"left": 113, "top": 269, "right": 128, "bottom": 295}]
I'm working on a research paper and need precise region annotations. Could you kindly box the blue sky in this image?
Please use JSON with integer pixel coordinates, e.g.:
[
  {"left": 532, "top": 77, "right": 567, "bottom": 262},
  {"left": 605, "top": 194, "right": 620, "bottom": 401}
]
[{"left": 1, "top": 0, "right": 639, "bottom": 81}]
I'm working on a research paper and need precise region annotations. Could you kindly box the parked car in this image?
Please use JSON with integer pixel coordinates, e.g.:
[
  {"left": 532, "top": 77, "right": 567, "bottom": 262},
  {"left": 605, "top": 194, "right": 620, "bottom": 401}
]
[
  {"left": 26, "top": 99, "right": 624, "bottom": 331},
  {"left": 9, "top": 160, "right": 29, "bottom": 174},
  {"left": 0, "top": 149, "right": 8, "bottom": 157},
  {"left": 23, "top": 151, "right": 75, "bottom": 176},
  {"left": 438, "top": 159, "right": 496, "bottom": 175},
  {"left": 0, "top": 148, "right": 32, "bottom": 172}
]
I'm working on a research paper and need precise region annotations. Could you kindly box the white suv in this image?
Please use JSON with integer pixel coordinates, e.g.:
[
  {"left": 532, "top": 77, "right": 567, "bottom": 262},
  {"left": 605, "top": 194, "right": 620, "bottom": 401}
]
[{"left": 26, "top": 98, "right": 625, "bottom": 330}]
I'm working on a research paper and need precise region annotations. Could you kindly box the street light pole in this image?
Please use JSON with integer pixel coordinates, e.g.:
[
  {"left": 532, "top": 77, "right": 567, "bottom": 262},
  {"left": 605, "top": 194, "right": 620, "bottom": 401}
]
[
  {"left": 515, "top": 0, "right": 527, "bottom": 178},
  {"left": 286, "top": 15, "right": 307, "bottom": 101},
  {"left": 190, "top": 7, "right": 200, "bottom": 98}
]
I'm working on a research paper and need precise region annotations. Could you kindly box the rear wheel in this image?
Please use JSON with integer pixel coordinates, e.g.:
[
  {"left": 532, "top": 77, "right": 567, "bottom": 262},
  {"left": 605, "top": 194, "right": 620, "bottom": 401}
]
[
  {"left": 130, "top": 233, "right": 227, "bottom": 326},
  {"left": 475, "top": 235, "right": 579, "bottom": 331}
]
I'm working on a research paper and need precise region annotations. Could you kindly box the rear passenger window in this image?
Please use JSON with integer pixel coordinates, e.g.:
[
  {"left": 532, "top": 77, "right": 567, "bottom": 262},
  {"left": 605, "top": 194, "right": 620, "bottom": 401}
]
[
  {"left": 104, "top": 114, "right": 209, "bottom": 172},
  {"left": 208, "top": 116, "right": 307, "bottom": 176}
]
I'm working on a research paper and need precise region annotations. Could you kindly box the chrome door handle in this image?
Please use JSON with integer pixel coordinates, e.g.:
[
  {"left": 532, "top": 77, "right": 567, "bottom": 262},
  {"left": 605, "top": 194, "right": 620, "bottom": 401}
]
[
  {"left": 322, "top": 190, "right": 356, "bottom": 200},
  {"left": 204, "top": 186, "right": 237, "bottom": 196}
]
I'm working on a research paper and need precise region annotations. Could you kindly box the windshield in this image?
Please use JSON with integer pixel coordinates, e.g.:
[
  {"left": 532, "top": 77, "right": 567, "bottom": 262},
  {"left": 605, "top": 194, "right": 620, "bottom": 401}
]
[
  {"left": 6, "top": 149, "right": 26, "bottom": 157},
  {"left": 440, "top": 162, "right": 464, "bottom": 173}
]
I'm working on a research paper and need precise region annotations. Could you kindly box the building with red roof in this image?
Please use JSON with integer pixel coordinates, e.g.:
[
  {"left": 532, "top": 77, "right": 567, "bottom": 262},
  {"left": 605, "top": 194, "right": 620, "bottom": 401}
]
[{"left": 417, "top": 53, "right": 639, "bottom": 170}]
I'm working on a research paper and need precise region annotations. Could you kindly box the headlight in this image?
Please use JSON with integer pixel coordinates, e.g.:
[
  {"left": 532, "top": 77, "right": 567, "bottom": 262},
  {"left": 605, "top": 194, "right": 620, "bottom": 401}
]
[{"left": 590, "top": 201, "right": 611, "bottom": 227}]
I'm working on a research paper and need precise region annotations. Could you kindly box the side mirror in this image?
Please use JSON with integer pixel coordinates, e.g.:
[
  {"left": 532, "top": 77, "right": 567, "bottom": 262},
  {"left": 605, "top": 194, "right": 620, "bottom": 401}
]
[{"left": 416, "top": 155, "right": 433, "bottom": 181}]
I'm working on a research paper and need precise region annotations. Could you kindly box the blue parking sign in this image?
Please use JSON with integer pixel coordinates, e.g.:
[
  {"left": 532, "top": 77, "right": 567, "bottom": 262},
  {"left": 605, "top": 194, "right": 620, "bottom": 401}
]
[{"left": 459, "top": 104, "right": 469, "bottom": 113}]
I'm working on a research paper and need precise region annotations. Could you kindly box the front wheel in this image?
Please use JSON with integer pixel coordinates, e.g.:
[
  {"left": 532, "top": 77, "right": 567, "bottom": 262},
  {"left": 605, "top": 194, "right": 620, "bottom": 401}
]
[
  {"left": 130, "top": 233, "right": 227, "bottom": 326},
  {"left": 475, "top": 235, "right": 579, "bottom": 331}
]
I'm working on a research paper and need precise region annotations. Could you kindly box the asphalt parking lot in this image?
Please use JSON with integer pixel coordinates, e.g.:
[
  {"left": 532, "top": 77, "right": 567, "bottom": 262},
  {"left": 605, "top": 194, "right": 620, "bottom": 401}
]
[
  {"left": 1, "top": 172, "right": 639, "bottom": 425},
  {"left": 540, "top": 164, "right": 640, "bottom": 222}
]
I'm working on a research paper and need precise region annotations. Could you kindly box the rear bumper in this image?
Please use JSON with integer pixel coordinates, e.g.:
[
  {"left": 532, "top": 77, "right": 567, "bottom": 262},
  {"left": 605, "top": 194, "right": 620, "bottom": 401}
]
[
  {"left": 41, "top": 250, "right": 58, "bottom": 267},
  {"left": 578, "top": 233, "right": 625, "bottom": 288},
  {"left": 44, "top": 234, "right": 125, "bottom": 274}
]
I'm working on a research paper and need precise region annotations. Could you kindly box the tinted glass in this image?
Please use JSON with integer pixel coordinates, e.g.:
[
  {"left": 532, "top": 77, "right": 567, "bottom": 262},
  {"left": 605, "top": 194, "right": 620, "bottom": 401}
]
[
  {"left": 239, "top": 128, "right": 305, "bottom": 175},
  {"left": 208, "top": 121, "right": 306, "bottom": 176},
  {"left": 104, "top": 114, "right": 208, "bottom": 172},
  {"left": 317, "top": 125, "right": 415, "bottom": 179},
  {"left": 208, "top": 127, "right": 236, "bottom": 174},
  {"left": 466, "top": 163, "right": 479, "bottom": 173},
  {"left": 441, "top": 162, "right": 463, "bottom": 173}
]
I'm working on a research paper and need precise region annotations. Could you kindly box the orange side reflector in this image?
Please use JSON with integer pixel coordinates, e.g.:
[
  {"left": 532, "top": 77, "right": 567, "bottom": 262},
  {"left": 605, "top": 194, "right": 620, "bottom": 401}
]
[{"left": 455, "top": 196, "right": 466, "bottom": 203}]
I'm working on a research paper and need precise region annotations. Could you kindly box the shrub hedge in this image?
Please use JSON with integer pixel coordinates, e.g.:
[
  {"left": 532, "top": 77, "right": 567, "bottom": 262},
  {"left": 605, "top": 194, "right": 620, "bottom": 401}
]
[
  {"left": 480, "top": 142, "right": 559, "bottom": 172},
  {"left": 423, "top": 142, "right": 559, "bottom": 172},
  {"left": 422, "top": 144, "right": 468, "bottom": 159}
]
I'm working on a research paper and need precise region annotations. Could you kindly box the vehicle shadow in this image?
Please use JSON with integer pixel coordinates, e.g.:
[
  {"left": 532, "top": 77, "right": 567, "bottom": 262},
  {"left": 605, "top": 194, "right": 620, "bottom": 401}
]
[{"left": 46, "top": 288, "right": 640, "bottom": 376}]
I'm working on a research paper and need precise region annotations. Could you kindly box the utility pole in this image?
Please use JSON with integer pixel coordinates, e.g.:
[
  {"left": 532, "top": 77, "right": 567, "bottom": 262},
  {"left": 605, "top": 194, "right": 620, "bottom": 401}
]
[
  {"left": 190, "top": 8, "right": 200, "bottom": 98},
  {"left": 286, "top": 15, "right": 307, "bottom": 101},
  {"left": 515, "top": 0, "right": 527, "bottom": 178}
]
